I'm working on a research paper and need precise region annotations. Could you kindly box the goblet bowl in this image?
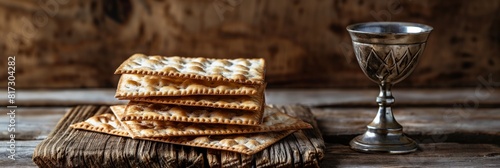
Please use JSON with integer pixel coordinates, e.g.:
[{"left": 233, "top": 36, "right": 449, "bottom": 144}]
[{"left": 347, "top": 22, "right": 432, "bottom": 154}]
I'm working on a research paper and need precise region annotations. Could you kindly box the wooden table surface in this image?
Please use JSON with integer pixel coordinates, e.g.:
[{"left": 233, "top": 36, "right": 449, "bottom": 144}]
[{"left": 1, "top": 88, "right": 499, "bottom": 167}]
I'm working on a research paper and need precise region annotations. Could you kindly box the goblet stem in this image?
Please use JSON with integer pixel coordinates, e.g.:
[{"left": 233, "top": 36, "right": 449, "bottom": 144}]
[
  {"left": 368, "top": 82, "right": 403, "bottom": 130},
  {"left": 349, "top": 82, "right": 417, "bottom": 154}
]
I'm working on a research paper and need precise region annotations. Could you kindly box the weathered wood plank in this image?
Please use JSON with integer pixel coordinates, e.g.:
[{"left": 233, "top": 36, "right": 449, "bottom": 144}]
[
  {"left": 0, "top": 107, "right": 69, "bottom": 140},
  {"left": 4, "top": 106, "right": 500, "bottom": 144},
  {"left": 280, "top": 106, "right": 324, "bottom": 167},
  {"left": 4, "top": 140, "right": 500, "bottom": 168},
  {"left": 217, "top": 151, "right": 252, "bottom": 168},
  {"left": 0, "top": 89, "right": 128, "bottom": 106},
  {"left": 1, "top": 91, "right": 498, "bottom": 168},
  {"left": 1, "top": 88, "right": 499, "bottom": 107},
  {"left": 32, "top": 105, "right": 324, "bottom": 167},
  {"left": 31, "top": 106, "right": 206, "bottom": 168},
  {"left": 0, "top": 140, "right": 41, "bottom": 168},
  {"left": 322, "top": 143, "right": 500, "bottom": 167},
  {"left": 206, "top": 151, "right": 221, "bottom": 167},
  {"left": 312, "top": 107, "right": 500, "bottom": 144}
]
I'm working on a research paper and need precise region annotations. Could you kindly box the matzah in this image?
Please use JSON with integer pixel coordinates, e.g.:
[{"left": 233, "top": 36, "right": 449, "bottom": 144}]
[
  {"left": 111, "top": 105, "right": 311, "bottom": 138},
  {"left": 115, "top": 54, "right": 265, "bottom": 85},
  {"left": 118, "top": 102, "right": 264, "bottom": 125},
  {"left": 122, "top": 93, "right": 264, "bottom": 111},
  {"left": 70, "top": 112, "right": 295, "bottom": 155},
  {"left": 115, "top": 74, "right": 262, "bottom": 97}
]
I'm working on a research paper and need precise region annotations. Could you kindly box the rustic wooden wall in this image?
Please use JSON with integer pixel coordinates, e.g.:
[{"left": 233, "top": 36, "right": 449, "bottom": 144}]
[{"left": 0, "top": 0, "right": 498, "bottom": 88}]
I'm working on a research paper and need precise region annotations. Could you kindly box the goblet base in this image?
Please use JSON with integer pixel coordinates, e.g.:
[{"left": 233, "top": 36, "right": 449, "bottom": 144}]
[{"left": 350, "top": 128, "right": 418, "bottom": 154}]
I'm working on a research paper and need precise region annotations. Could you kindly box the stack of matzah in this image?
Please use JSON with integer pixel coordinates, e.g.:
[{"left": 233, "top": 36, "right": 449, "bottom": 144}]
[{"left": 71, "top": 54, "right": 312, "bottom": 155}]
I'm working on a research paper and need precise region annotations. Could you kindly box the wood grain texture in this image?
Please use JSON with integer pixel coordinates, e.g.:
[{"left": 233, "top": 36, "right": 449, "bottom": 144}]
[
  {"left": 2, "top": 88, "right": 500, "bottom": 107},
  {"left": 1, "top": 89, "right": 499, "bottom": 167},
  {"left": 0, "top": 0, "right": 498, "bottom": 88},
  {"left": 31, "top": 105, "right": 325, "bottom": 168},
  {"left": 0, "top": 96, "right": 499, "bottom": 167},
  {"left": 312, "top": 107, "right": 500, "bottom": 144},
  {"left": 0, "top": 107, "right": 68, "bottom": 140},
  {"left": 5, "top": 141, "right": 500, "bottom": 168},
  {"left": 322, "top": 143, "right": 500, "bottom": 167},
  {"left": 0, "top": 140, "right": 41, "bottom": 168},
  {"left": 5, "top": 106, "right": 498, "bottom": 149}
]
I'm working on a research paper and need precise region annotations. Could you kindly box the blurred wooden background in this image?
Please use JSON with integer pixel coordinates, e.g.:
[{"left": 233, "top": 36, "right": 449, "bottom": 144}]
[{"left": 0, "top": 0, "right": 498, "bottom": 89}]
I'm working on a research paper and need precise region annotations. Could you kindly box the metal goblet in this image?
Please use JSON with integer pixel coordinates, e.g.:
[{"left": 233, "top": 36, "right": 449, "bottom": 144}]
[{"left": 347, "top": 22, "right": 432, "bottom": 154}]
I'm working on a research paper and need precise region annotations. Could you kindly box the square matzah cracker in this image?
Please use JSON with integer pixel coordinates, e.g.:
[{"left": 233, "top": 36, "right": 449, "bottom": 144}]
[
  {"left": 111, "top": 105, "right": 311, "bottom": 138},
  {"left": 115, "top": 54, "right": 265, "bottom": 85},
  {"left": 116, "top": 74, "right": 262, "bottom": 97},
  {"left": 70, "top": 112, "right": 295, "bottom": 155},
  {"left": 123, "top": 93, "right": 264, "bottom": 111},
  {"left": 119, "top": 102, "right": 264, "bottom": 125}
]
